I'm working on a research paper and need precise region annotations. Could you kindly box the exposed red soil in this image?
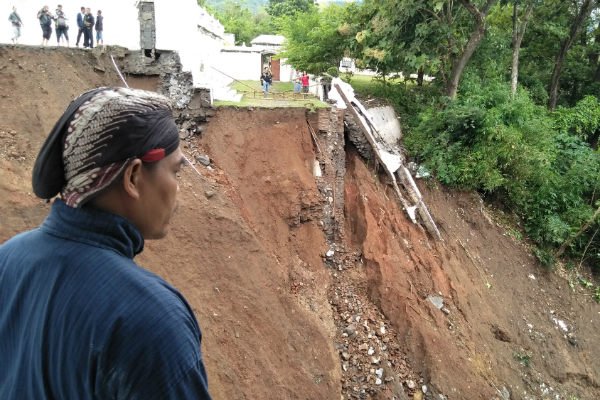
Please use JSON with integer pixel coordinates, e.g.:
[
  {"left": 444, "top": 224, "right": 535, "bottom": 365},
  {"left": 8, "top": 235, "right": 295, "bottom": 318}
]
[{"left": 1, "top": 45, "right": 599, "bottom": 400}]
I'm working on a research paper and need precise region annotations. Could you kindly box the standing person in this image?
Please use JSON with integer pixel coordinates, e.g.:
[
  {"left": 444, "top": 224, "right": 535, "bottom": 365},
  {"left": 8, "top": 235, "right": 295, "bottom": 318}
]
[
  {"left": 83, "top": 7, "right": 94, "bottom": 48},
  {"left": 55, "top": 4, "right": 69, "bottom": 47},
  {"left": 301, "top": 72, "right": 310, "bottom": 94},
  {"left": 37, "top": 5, "right": 53, "bottom": 46},
  {"left": 95, "top": 9, "right": 103, "bottom": 46},
  {"left": 8, "top": 6, "right": 23, "bottom": 45},
  {"left": 0, "top": 87, "right": 213, "bottom": 400},
  {"left": 293, "top": 72, "right": 302, "bottom": 95},
  {"left": 75, "top": 6, "right": 84, "bottom": 47},
  {"left": 260, "top": 67, "right": 273, "bottom": 98}
]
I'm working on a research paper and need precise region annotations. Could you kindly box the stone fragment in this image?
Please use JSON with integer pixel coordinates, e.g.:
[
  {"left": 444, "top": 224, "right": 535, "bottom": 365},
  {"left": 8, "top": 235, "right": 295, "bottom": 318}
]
[{"left": 195, "top": 154, "right": 211, "bottom": 166}]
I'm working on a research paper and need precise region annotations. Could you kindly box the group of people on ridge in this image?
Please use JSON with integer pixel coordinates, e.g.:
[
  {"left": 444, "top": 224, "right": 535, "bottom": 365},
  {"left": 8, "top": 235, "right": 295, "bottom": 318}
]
[{"left": 10, "top": 5, "right": 103, "bottom": 47}]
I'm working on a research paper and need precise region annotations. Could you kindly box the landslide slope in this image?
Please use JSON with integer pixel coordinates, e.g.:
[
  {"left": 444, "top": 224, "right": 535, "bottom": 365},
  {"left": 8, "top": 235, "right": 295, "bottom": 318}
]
[{"left": 1, "top": 46, "right": 599, "bottom": 400}]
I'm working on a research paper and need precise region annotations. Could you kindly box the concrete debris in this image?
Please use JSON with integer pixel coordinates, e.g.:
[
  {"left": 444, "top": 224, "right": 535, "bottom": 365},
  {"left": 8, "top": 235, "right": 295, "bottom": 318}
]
[
  {"left": 551, "top": 317, "right": 569, "bottom": 332},
  {"left": 427, "top": 295, "right": 444, "bottom": 310},
  {"left": 499, "top": 386, "right": 511, "bottom": 400},
  {"left": 333, "top": 79, "right": 441, "bottom": 240},
  {"left": 415, "top": 165, "right": 431, "bottom": 179}
]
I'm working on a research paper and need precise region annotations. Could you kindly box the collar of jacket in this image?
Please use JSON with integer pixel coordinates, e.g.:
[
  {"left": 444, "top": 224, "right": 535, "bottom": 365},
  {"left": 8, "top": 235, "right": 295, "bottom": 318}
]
[{"left": 41, "top": 199, "right": 144, "bottom": 258}]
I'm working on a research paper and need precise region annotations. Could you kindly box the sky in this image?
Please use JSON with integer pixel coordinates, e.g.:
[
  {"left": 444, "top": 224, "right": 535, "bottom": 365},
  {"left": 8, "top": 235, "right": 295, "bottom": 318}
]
[{"left": 1, "top": 0, "right": 140, "bottom": 47}]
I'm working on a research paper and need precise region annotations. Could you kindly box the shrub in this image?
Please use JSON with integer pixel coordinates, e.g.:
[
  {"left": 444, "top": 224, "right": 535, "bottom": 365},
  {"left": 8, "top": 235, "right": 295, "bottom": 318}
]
[{"left": 404, "top": 79, "right": 600, "bottom": 269}]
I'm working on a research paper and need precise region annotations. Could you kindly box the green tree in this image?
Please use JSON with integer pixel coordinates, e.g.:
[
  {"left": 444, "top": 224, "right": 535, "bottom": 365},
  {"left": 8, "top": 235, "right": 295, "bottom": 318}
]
[
  {"left": 278, "top": 4, "right": 356, "bottom": 74},
  {"left": 347, "top": 0, "right": 498, "bottom": 97},
  {"left": 347, "top": 0, "right": 441, "bottom": 83},
  {"left": 267, "top": 0, "right": 315, "bottom": 17},
  {"left": 213, "top": 0, "right": 273, "bottom": 45},
  {"left": 508, "top": 0, "right": 535, "bottom": 97},
  {"left": 446, "top": 0, "right": 498, "bottom": 98},
  {"left": 548, "top": 0, "right": 597, "bottom": 110}
]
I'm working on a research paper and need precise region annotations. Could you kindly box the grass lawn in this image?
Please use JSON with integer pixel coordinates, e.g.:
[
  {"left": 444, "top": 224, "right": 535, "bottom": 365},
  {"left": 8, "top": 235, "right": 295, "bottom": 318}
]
[{"left": 214, "top": 80, "right": 328, "bottom": 108}]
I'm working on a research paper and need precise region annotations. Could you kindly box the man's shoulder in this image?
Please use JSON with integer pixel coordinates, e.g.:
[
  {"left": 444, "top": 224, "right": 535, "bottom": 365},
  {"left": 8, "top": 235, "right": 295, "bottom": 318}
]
[{"left": 1, "top": 228, "right": 45, "bottom": 255}]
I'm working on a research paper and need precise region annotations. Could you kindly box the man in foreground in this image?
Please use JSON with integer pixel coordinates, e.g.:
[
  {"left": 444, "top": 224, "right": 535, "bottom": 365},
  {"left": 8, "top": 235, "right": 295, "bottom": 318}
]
[{"left": 0, "top": 87, "right": 212, "bottom": 399}]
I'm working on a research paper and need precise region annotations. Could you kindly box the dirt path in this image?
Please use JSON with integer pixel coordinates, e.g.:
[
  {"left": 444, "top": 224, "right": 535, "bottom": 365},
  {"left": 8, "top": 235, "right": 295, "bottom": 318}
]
[{"left": 1, "top": 46, "right": 599, "bottom": 400}]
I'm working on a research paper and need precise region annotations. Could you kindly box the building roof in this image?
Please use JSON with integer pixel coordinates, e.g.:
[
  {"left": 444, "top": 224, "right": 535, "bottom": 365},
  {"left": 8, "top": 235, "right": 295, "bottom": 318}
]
[{"left": 250, "top": 34, "right": 285, "bottom": 46}]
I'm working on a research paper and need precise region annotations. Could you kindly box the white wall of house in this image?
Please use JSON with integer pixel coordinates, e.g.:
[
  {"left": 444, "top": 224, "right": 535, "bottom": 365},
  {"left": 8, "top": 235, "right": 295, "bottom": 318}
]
[
  {"left": 279, "top": 60, "right": 295, "bottom": 83},
  {"left": 153, "top": 0, "right": 225, "bottom": 89},
  {"left": 218, "top": 49, "right": 262, "bottom": 81}
]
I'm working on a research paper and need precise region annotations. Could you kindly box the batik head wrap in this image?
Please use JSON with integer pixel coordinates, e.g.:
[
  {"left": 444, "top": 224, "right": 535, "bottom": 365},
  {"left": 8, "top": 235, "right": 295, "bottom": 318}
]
[{"left": 32, "top": 87, "right": 180, "bottom": 207}]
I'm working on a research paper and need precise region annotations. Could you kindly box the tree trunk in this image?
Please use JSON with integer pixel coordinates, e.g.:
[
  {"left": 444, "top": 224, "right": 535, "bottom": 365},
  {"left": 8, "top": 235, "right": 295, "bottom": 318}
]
[
  {"left": 447, "top": 0, "right": 497, "bottom": 99},
  {"left": 548, "top": 0, "right": 595, "bottom": 110},
  {"left": 593, "top": 28, "right": 600, "bottom": 81},
  {"left": 417, "top": 66, "right": 424, "bottom": 86},
  {"left": 511, "top": 2, "right": 534, "bottom": 97}
]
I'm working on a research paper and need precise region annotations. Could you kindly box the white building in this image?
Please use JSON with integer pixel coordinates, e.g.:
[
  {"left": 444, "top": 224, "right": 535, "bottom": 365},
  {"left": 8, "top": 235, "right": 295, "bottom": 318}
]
[{"left": 215, "top": 34, "right": 295, "bottom": 85}]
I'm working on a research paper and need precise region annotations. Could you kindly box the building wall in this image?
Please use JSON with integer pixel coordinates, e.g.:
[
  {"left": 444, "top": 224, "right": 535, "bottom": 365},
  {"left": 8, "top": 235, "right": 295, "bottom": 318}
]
[
  {"left": 151, "top": 0, "right": 225, "bottom": 89},
  {"left": 279, "top": 61, "right": 294, "bottom": 83},
  {"left": 218, "top": 50, "right": 262, "bottom": 81}
]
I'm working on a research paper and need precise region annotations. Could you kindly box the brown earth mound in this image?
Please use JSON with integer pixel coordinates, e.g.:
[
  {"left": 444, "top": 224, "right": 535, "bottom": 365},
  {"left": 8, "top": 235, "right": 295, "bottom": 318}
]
[{"left": 1, "top": 45, "right": 599, "bottom": 400}]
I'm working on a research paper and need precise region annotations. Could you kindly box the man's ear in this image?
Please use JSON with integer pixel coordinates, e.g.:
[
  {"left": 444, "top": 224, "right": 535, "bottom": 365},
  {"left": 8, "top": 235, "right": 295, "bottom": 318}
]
[{"left": 122, "top": 159, "right": 143, "bottom": 200}]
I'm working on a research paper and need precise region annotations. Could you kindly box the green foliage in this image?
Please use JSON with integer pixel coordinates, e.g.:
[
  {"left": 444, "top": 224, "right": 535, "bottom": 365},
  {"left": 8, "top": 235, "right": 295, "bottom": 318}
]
[
  {"left": 326, "top": 66, "right": 340, "bottom": 77},
  {"left": 534, "top": 248, "right": 556, "bottom": 269},
  {"left": 205, "top": 0, "right": 267, "bottom": 13},
  {"left": 347, "top": 0, "right": 450, "bottom": 80},
  {"left": 212, "top": 1, "right": 273, "bottom": 45},
  {"left": 351, "top": 75, "right": 441, "bottom": 127},
  {"left": 278, "top": 4, "right": 356, "bottom": 74},
  {"left": 267, "top": 0, "right": 314, "bottom": 18},
  {"left": 554, "top": 96, "right": 600, "bottom": 148},
  {"left": 514, "top": 351, "right": 531, "bottom": 367},
  {"left": 403, "top": 77, "right": 600, "bottom": 268}
]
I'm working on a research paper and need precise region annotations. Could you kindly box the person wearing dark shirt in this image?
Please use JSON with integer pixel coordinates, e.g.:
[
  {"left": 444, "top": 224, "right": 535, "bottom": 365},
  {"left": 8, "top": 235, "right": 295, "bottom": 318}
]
[
  {"left": 55, "top": 4, "right": 69, "bottom": 46},
  {"left": 83, "top": 7, "right": 94, "bottom": 48},
  {"left": 37, "top": 5, "right": 53, "bottom": 46},
  {"left": 95, "top": 9, "right": 103, "bottom": 46},
  {"left": 0, "top": 87, "right": 212, "bottom": 400},
  {"left": 75, "top": 6, "right": 84, "bottom": 47},
  {"left": 260, "top": 67, "right": 273, "bottom": 98}
]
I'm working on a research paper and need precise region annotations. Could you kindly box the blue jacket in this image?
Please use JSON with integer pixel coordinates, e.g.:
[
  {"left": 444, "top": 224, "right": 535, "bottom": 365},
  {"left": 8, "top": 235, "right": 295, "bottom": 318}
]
[
  {"left": 77, "top": 12, "right": 83, "bottom": 28},
  {"left": 0, "top": 200, "right": 211, "bottom": 400}
]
